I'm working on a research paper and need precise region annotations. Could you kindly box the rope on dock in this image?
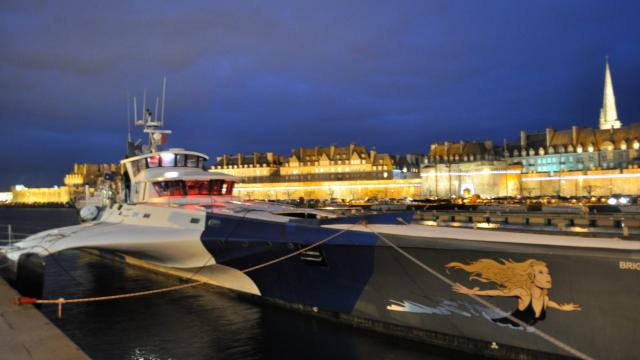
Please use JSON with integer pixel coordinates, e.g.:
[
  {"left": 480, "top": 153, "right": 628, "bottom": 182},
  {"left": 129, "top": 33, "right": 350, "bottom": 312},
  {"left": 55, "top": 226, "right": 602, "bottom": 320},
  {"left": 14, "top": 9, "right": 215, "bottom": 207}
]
[
  {"left": 11, "top": 223, "right": 356, "bottom": 319},
  {"left": 366, "top": 218, "right": 594, "bottom": 360}
]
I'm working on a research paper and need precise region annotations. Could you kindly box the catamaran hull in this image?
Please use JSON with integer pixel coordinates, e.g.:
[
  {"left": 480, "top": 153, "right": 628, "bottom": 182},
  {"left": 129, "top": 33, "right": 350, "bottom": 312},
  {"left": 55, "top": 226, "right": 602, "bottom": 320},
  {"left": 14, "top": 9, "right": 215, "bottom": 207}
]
[
  {"left": 201, "top": 213, "right": 640, "bottom": 359},
  {"left": 2, "top": 206, "right": 638, "bottom": 359}
]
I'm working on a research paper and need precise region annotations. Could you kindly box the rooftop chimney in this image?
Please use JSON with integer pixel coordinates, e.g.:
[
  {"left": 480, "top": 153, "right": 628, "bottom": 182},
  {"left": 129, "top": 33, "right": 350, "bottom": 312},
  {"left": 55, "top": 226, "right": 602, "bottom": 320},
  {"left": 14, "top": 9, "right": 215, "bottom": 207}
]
[
  {"left": 545, "top": 128, "right": 554, "bottom": 148},
  {"left": 520, "top": 131, "right": 527, "bottom": 148}
]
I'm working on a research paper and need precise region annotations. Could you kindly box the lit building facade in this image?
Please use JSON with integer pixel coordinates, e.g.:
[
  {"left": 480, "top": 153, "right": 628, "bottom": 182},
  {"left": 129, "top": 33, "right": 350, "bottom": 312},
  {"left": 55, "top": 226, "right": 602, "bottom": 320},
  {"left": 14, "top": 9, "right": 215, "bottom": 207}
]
[
  {"left": 506, "top": 60, "right": 640, "bottom": 196},
  {"left": 212, "top": 152, "right": 284, "bottom": 180},
  {"left": 11, "top": 185, "right": 71, "bottom": 204},
  {"left": 521, "top": 168, "right": 640, "bottom": 197},
  {"left": 64, "top": 163, "right": 120, "bottom": 187},
  {"left": 420, "top": 140, "right": 520, "bottom": 198},
  {"left": 212, "top": 145, "right": 423, "bottom": 200},
  {"left": 8, "top": 163, "right": 120, "bottom": 205},
  {"left": 508, "top": 124, "right": 640, "bottom": 174},
  {"left": 419, "top": 60, "right": 640, "bottom": 198}
]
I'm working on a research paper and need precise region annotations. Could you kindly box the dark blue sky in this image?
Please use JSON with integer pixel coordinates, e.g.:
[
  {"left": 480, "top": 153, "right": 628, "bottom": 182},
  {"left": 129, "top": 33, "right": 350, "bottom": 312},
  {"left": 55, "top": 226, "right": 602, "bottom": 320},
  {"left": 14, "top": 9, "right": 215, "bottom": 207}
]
[{"left": 1, "top": 1, "right": 639, "bottom": 190}]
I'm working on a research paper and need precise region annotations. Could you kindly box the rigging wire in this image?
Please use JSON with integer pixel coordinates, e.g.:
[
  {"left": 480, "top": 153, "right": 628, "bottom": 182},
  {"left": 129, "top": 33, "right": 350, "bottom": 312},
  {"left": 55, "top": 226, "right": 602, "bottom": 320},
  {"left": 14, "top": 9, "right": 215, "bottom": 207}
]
[{"left": 365, "top": 218, "right": 593, "bottom": 360}]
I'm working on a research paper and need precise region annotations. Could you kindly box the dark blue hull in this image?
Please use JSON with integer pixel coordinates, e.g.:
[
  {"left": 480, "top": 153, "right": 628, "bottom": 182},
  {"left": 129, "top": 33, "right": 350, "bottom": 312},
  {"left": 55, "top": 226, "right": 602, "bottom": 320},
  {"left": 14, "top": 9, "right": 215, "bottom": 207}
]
[
  {"left": 201, "top": 213, "right": 389, "bottom": 314},
  {"left": 201, "top": 212, "right": 639, "bottom": 359}
]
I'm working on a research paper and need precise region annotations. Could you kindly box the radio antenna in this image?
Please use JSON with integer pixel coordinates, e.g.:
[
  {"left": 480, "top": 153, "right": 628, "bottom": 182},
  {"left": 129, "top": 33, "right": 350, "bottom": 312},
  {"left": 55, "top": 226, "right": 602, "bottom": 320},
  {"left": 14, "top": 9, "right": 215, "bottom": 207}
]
[
  {"left": 126, "top": 93, "right": 132, "bottom": 142},
  {"left": 142, "top": 88, "right": 147, "bottom": 124},
  {"left": 154, "top": 96, "right": 159, "bottom": 122},
  {"left": 133, "top": 96, "right": 139, "bottom": 126},
  {"left": 160, "top": 77, "right": 167, "bottom": 126}
]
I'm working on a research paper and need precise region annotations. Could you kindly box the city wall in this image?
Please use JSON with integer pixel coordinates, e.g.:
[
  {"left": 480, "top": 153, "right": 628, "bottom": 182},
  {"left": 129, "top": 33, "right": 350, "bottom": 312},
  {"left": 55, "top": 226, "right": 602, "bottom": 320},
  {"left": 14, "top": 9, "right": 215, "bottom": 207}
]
[
  {"left": 235, "top": 178, "right": 422, "bottom": 201},
  {"left": 521, "top": 168, "right": 640, "bottom": 197}
]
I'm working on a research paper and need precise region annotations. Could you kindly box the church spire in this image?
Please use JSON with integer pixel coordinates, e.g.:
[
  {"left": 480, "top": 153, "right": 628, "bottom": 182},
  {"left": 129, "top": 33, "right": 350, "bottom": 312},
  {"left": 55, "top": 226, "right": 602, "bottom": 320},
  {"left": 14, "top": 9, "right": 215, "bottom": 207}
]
[{"left": 599, "top": 58, "right": 622, "bottom": 129}]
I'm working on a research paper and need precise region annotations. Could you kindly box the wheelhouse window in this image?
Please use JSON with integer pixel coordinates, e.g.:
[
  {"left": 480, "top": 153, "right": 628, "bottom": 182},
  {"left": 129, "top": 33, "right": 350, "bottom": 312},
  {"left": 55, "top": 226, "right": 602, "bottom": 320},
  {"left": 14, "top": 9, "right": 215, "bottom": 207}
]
[
  {"left": 128, "top": 153, "right": 206, "bottom": 173},
  {"left": 153, "top": 180, "right": 235, "bottom": 197},
  {"left": 210, "top": 180, "right": 235, "bottom": 195},
  {"left": 153, "top": 180, "right": 184, "bottom": 196},
  {"left": 224, "top": 180, "right": 234, "bottom": 195},
  {"left": 176, "top": 154, "right": 186, "bottom": 167},
  {"left": 185, "top": 180, "right": 210, "bottom": 195},
  {"left": 160, "top": 152, "right": 176, "bottom": 167},
  {"left": 186, "top": 155, "right": 198, "bottom": 168},
  {"left": 147, "top": 155, "right": 160, "bottom": 168}
]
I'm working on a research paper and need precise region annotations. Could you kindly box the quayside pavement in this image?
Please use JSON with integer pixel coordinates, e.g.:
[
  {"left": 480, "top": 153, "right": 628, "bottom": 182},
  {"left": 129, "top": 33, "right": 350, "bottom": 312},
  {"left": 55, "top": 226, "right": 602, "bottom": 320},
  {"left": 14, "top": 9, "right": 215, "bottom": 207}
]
[{"left": 0, "top": 278, "right": 89, "bottom": 360}]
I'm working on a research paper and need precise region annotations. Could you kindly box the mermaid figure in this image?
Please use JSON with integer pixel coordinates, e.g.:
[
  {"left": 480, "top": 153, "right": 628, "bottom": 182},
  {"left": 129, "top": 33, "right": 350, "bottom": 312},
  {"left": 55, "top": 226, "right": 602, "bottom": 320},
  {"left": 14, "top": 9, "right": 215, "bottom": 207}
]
[{"left": 446, "top": 259, "right": 580, "bottom": 327}]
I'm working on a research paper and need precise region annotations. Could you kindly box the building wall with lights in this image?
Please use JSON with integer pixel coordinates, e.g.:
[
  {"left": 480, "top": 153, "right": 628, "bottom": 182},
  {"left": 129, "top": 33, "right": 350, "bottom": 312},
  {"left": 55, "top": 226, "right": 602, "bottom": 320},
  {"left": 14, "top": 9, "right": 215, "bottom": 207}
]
[
  {"left": 63, "top": 162, "right": 121, "bottom": 202},
  {"left": 213, "top": 145, "right": 424, "bottom": 200},
  {"left": 521, "top": 168, "right": 640, "bottom": 197},
  {"left": 211, "top": 152, "right": 284, "bottom": 179},
  {"left": 507, "top": 63, "right": 640, "bottom": 177},
  {"left": 506, "top": 124, "right": 640, "bottom": 174},
  {"left": 420, "top": 161, "right": 522, "bottom": 198},
  {"left": 8, "top": 163, "right": 120, "bottom": 205},
  {"left": 64, "top": 163, "right": 119, "bottom": 187},
  {"left": 11, "top": 186, "right": 71, "bottom": 204},
  {"left": 235, "top": 178, "right": 422, "bottom": 201}
]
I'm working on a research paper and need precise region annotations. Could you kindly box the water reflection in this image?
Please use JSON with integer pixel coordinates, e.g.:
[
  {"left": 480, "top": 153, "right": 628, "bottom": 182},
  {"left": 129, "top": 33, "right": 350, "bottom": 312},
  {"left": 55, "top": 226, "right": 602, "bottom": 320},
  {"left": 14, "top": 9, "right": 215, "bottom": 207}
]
[
  {"left": 40, "top": 251, "right": 464, "bottom": 360},
  {"left": 5, "top": 209, "right": 465, "bottom": 359}
]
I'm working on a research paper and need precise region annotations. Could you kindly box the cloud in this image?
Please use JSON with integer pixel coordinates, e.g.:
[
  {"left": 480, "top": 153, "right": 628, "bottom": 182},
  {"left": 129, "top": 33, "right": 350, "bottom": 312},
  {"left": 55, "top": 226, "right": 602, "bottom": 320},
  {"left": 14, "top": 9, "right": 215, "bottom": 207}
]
[{"left": 1, "top": 0, "right": 640, "bottom": 189}]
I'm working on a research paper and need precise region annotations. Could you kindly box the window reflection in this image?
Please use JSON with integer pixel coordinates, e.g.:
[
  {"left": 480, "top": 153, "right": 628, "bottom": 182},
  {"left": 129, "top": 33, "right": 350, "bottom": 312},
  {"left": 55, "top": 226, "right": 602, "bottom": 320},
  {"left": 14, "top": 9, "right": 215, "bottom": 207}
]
[
  {"left": 147, "top": 155, "right": 160, "bottom": 168},
  {"left": 153, "top": 180, "right": 235, "bottom": 197},
  {"left": 153, "top": 180, "right": 184, "bottom": 196},
  {"left": 160, "top": 152, "right": 175, "bottom": 167},
  {"left": 176, "top": 154, "right": 186, "bottom": 167},
  {"left": 185, "top": 180, "right": 209, "bottom": 195},
  {"left": 186, "top": 155, "right": 198, "bottom": 168}
]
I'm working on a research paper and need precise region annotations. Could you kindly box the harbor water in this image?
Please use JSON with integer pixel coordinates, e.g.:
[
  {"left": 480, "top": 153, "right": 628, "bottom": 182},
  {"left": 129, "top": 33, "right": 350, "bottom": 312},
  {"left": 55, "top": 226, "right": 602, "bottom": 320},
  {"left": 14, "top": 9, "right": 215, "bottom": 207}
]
[{"left": 2, "top": 208, "right": 464, "bottom": 359}]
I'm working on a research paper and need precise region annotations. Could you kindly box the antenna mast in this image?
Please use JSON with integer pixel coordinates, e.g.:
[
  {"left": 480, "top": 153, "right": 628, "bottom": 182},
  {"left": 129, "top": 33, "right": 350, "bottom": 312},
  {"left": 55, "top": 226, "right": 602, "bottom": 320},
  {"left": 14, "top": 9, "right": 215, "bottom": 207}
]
[
  {"left": 160, "top": 77, "right": 167, "bottom": 126},
  {"left": 142, "top": 89, "right": 147, "bottom": 124},
  {"left": 134, "top": 97, "right": 139, "bottom": 125},
  {"left": 130, "top": 79, "right": 172, "bottom": 153},
  {"left": 154, "top": 97, "right": 159, "bottom": 122},
  {"left": 126, "top": 94, "right": 132, "bottom": 142}
]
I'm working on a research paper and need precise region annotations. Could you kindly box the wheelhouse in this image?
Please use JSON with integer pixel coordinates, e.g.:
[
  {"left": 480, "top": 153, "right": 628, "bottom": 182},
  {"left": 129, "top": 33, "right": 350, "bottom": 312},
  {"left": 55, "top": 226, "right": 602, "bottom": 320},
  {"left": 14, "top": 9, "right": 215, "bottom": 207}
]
[{"left": 120, "top": 148, "right": 238, "bottom": 204}]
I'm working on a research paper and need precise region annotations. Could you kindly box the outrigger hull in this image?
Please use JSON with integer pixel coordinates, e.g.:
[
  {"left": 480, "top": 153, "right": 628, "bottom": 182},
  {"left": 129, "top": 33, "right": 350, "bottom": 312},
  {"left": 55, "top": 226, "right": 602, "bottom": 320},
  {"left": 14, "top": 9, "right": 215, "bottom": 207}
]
[{"left": 201, "top": 212, "right": 640, "bottom": 359}]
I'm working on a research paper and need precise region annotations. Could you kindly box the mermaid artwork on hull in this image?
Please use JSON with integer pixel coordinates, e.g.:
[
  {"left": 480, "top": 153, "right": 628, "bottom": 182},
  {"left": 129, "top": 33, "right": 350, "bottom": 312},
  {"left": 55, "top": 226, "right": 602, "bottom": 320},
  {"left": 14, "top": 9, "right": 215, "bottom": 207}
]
[{"left": 446, "top": 259, "right": 581, "bottom": 328}]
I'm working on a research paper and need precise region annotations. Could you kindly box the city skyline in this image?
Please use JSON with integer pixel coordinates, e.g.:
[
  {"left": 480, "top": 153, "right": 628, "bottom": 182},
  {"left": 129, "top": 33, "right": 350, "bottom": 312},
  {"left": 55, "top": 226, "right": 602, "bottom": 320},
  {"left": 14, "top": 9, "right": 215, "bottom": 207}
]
[{"left": 1, "top": 1, "right": 640, "bottom": 190}]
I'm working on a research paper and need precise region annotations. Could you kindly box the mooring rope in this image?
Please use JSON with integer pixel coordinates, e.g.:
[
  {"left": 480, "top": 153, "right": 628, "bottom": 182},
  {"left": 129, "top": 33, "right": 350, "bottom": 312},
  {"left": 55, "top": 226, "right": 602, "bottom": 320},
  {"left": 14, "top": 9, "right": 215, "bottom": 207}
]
[
  {"left": 9, "top": 215, "right": 593, "bottom": 359},
  {"left": 12, "top": 223, "right": 356, "bottom": 319},
  {"left": 364, "top": 218, "right": 593, "bottom": 360}
]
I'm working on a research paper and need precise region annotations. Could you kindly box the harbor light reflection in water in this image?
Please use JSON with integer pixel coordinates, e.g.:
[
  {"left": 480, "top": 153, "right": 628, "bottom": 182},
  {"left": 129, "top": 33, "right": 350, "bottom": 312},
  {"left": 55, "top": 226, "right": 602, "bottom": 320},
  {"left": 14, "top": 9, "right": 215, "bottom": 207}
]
[{"left": 40, "top": 250, "right": 461, "bottom": 360}]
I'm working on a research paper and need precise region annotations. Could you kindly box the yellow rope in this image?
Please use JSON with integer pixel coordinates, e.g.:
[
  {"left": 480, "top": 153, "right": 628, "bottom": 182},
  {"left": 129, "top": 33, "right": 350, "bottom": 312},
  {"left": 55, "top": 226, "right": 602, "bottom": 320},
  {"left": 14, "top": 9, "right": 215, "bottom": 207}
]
[{"left": 28, "top": 223, "right": 356, "bottom": 318}]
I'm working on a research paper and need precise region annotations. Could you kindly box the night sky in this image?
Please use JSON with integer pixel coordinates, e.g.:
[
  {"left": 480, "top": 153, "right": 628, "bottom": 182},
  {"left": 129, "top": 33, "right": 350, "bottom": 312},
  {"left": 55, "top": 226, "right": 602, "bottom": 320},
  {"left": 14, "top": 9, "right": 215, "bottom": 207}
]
[{"left": 1, "top": 1, "right": 639, "bottom": 190}]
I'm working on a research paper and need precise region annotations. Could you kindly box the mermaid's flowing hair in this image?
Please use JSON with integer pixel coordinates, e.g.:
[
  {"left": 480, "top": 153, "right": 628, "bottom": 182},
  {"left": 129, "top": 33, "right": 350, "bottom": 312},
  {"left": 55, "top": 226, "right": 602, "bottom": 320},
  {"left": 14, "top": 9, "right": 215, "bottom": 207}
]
[{"left": 446, "top": 258, "right": 548, "bottom": 295}]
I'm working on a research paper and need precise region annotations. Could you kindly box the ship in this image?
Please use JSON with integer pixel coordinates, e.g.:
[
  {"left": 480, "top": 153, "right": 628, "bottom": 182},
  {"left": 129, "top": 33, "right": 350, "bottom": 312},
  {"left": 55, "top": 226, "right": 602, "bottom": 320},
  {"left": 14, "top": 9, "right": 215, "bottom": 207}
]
[{"left": 1, "top": 82, "right": 638, "bottom": 359}]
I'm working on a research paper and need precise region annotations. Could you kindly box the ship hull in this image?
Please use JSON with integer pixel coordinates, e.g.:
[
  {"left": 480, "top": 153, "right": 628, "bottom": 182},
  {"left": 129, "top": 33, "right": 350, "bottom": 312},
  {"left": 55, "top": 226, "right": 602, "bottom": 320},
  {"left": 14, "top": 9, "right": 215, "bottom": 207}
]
[{"left": 201, "top": 213, "right": 640, "bottom": 359}]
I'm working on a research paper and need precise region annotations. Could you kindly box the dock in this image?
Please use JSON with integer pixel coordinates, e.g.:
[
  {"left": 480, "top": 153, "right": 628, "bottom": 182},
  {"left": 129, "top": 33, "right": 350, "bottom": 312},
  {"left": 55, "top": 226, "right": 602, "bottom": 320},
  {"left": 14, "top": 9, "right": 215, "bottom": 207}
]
[
  {"left": 414, "top": 208, "right": 640, "bottom": 237},
  {"left": 0, "top": 278, "right": 89, "bottom": 360}
]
